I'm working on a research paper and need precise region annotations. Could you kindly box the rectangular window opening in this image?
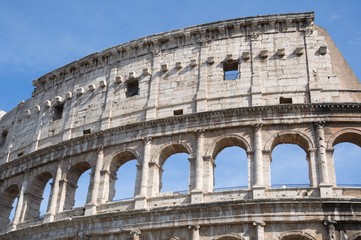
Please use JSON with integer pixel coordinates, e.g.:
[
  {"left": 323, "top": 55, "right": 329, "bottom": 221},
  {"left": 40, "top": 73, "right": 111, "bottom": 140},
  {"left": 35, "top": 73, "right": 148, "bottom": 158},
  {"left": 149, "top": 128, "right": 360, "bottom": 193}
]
[
  {"left": 126, "top": 80, "right": 139, "bottom": 97},
  {"left": 0, "top": 130, "right": 8, "bottom": 146},
  {"left": 223, "top": 60, "right": 239, "bottom": 80},
  {"left": 279, "top": 97, "right": 293, "bottom": 104},
  {"left": 83, "top": 129, "right": 91, "bottom": 135},
  {"left": 173, "top": 109, "right": 183, "bottom": 116},
  {"left": 53, "top": 103, "right": 64, "bottom": 121},
  {"left": 17, "top": 152, "right": 24, "bottom": 157}
]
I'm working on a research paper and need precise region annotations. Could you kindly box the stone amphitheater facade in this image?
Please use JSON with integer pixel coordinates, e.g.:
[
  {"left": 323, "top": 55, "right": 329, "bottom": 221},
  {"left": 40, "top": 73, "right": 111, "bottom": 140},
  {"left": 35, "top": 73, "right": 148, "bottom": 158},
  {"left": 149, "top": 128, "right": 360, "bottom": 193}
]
[{"left": 0, "top": 12, "right": 361, "bottom": 240}]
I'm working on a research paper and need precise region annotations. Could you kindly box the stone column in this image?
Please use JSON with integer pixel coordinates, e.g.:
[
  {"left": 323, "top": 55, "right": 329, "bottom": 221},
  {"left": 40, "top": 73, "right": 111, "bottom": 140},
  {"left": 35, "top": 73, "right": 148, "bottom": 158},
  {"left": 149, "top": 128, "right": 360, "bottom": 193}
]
[
  {"left": 194, "top": 129, "right": 205, "bottom": 191},
  {"left": 135, "top": 137, "right": 152, "bottom": 209},
  {"left": 326, "top": 148, "right": 336, "bottom": 186},
  {"left": 130, "top": 229, "right": 141, "bottom": 240},
  {"left": 253, "top": 123, "right": 264, "bottom": 186},
  {"left": 315, "top": 122, "right": 329, "bottom": 184},
  {"left": 148, "top": 162, "right": 162, "bottom": 197},
  {"left": 324, "top": 216, "right": 337, "bottom": 240},
  {"left": 189, "top": 225, "right": 200, "bottom": 240},
  {"left": 191, "top": 129, "right": 205, "bottom": 203},
  {"left": 315, "top": 122, "right": 333, "bottom": 197},
  {"left": 99, "top": 170, "right": 112, "bottom": 203},
  {"left": 85, "top": 147, "right": 104, "bottom": 215},
  {"left": 252, "top": 123, "right": 265, "bottom": 198},
  {"left": 253, "top": 221, "right": 265, "bottom": 240},
  {"left": 57, "top": 179, "right": 67, "bottom": 213},
  {"left": 202, "top": 156, "right": 215, "bottom": 192},
  {"left": 247, "top": 151, "right": 254, "bottom": 187},
  {"left": 92, "top": 147, "right": 104, "bottom": 204},
  {"left": 308, "top": 148, "right": 318, "bottom": 187},
  {"left": 44, "top": 161, "right": 62, "bottom": 222},
  {"left": 140, "top": 137, "right": 151, "bottom": 196},
  {"left": 12, "top": 173, "right": 29, "bottom": 229}
]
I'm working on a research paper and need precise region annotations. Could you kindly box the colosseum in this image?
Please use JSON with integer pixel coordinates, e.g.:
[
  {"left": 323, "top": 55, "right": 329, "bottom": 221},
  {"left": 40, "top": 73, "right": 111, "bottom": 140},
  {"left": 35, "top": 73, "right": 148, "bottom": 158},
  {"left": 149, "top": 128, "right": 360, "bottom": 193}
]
[{"left": 0, "top": 12, "right": 360, "bottom": 240}]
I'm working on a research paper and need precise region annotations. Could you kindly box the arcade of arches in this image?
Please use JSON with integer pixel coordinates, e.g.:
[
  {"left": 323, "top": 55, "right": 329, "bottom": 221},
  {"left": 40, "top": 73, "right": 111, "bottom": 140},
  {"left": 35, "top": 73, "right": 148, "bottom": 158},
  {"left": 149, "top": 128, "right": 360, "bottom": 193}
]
[{"left": 0, "top": 125, "right": 360, "bottom": 235}]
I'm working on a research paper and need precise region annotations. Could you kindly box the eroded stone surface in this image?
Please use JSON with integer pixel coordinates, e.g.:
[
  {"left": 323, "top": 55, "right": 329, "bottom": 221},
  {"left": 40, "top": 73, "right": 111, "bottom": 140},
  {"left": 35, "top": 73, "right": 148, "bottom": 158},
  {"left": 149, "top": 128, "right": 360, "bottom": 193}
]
[{"left": 0, "top": 12, "right": 361, "bottom": 240}]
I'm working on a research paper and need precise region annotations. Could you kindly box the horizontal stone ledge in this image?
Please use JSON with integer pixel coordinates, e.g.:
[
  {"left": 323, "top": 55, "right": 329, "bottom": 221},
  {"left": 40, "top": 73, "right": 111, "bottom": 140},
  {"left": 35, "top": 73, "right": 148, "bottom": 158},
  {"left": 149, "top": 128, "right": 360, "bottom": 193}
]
[{"left": 1, "top": 102, "right": 360, "bottom": 176}]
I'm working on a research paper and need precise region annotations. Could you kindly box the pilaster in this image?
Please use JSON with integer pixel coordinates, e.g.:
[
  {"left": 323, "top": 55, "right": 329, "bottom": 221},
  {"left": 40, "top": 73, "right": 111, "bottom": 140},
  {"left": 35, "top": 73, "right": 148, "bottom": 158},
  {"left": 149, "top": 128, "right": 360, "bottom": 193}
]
[{"left": 252, "top": 122, "right": 265, "bottom": 198}]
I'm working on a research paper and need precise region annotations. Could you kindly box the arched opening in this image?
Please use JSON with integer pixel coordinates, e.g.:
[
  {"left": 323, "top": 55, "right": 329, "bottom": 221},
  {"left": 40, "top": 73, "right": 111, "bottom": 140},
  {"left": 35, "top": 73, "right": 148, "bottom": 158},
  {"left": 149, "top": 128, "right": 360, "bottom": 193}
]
[
  {"left": 333, "top": 132, "right": 361, "bottom": 186},
  {"left": 63, "top": 162, "right": 91, "bottom": 210},
  {"left": 281, "top": 234, "right": 313, "bottom": 240},
  {"left": 271, "top": 144, "right": 309, "bottom": 187},
  {"left": 161, "top": 153, "right": 190, "bottom": 193},
  {"left": 25, "top": 172, "right": 53, "bottom": 220},
  {"left": 214, "top": 146, "right": 248, "bottom": 190},
  {"left": 73, "top": 169, "right": 91, "bottom": 208},
  {"left": 109, "top": 151, "right": 138, "bottom": 201},
  {"left": 217, "top": 236, "right": 243, "bottom": 240},
  {"left": 0, "top": 185, "right": 19, "bottom": 225},
  {"left": 211, "top": 136, "right": 250, "bottom": 190},
  {"left": 269, "top": 133, "right": 310, "bottom": 188},
  {"left": 9, "top": 196, "right": 18, "bottom": 222},
  {"left": 39, "top": 178, "right": 52, "bottom": 216}
]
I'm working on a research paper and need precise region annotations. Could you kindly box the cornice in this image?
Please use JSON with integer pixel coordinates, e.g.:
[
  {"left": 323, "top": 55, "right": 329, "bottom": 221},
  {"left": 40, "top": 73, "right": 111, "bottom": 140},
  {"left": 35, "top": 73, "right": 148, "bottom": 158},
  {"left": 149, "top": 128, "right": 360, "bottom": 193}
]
[{"left": 0, "top": 102, "right": 360, "bottom": 178}]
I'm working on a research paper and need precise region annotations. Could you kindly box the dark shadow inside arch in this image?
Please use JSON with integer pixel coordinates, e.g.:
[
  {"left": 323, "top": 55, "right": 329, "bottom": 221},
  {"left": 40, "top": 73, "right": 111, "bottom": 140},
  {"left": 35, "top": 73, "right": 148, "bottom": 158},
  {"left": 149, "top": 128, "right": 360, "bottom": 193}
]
[
  {"left": 64, "top": 162, "right": 91, "bottom": 210},
  {"left": 281, "top": 235, "right": 313, "bottom": 240},
  {"left": 271, "top": 144, "right": 309, "bottom": 187},
  {"left": 333, "top": 132, "right": 361, "bottom": 148},
  {"left": 25, "top": 172, "right": 53, "bottom": 220},
  {"left": 109, "top": 151, "right": 138, "bottom": 201},
  {"left": 0, "top": 185, "right": 19, "bottom": 226},
  {"left": 214, "top": 146, "right": 248, "bottom": 191}
]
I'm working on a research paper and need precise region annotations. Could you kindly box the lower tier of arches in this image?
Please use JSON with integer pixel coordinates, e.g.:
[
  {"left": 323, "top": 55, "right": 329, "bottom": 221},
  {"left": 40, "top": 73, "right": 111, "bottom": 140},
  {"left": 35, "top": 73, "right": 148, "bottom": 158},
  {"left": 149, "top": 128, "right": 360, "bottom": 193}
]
[{"left": 1, "top": 199, "right": 360, "bottom": 240}]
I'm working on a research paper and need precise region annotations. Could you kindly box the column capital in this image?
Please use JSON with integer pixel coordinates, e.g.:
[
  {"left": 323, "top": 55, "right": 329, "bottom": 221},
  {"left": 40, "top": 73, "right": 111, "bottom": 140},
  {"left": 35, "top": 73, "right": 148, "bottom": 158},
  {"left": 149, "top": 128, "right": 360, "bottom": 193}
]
[
  {"left": 142, "top": 136, "right": 152, "bottom": 144},
  {"left": 130, "top": 228, "right": 141, "bottom": 236},
  {"left": 252, "top": 123, "right": 263, "bottom": 131},
  {"left": 314, "top": 121, "right": 326, "bottom": 129},
  {"left": 188, "top": 224, "right": 200, "bottom": 230},
  {"left": 324, "top": 215, "right": 337, "bottom": 226},
  {"left": 97, "top": 145, "right": 104, "bottom": 153},
  {"left": 253, "top": 221, "right": 265, "bottom": 226},
  {"left": 195, "top": 129, "right": 205, "bottom": 137}
]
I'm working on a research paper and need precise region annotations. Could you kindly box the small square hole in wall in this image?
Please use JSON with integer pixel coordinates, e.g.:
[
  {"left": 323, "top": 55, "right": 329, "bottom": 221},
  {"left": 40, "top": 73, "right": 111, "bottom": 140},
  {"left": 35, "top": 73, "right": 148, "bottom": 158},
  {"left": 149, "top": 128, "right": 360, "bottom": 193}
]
[
  {"left": 126, "top": 80, "right": 139, "bottom": 97},
  {"left": 0, "top": 130, "right": 8, "bottom": 146},
  {"left": 223, "top": 60, "right": 239, "bottom": 80},
  {"left": 53, "top": 103, "right": 64, "bottom": 121},
  {"left": 173, "top": 109, "right": 183, "bottom": 116},
  {"left": 83, "top": 129, "right": 91, "bottom": 135},
  {"left": 17, "top": 152, "right": 24, "bottom": 157},
  {"left": 280, "top": 97, "right": 293, "bottom": 104}
]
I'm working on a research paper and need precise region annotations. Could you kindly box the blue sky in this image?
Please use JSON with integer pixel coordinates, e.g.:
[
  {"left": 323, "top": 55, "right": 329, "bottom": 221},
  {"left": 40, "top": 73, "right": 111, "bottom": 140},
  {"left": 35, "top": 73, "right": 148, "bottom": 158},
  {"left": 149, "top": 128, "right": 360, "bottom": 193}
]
[{"left": 1, "top": 0, "right": 361, "bottom": 217}]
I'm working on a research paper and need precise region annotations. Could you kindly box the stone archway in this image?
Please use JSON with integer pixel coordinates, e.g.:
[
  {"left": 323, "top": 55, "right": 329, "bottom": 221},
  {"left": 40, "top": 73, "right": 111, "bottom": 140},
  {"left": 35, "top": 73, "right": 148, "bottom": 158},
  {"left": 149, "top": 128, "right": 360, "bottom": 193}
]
[{"left": 279, "top": 231, "right": 315, "bottom": 240}]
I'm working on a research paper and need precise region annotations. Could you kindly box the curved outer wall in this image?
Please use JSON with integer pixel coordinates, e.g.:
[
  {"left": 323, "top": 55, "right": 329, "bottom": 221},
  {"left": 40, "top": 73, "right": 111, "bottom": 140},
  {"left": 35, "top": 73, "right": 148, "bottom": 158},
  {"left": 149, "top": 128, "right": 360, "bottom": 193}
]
[{"left": 0, "top": 12, "right": 360, "bottom": 240}]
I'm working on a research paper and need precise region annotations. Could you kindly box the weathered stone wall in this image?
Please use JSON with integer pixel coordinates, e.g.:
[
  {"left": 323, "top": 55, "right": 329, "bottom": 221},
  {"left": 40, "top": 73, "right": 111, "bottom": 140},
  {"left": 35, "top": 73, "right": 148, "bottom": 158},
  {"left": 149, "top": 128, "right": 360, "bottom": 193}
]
[
  {"left": 0, "top": 12, "right": 361, "bottom": 240},
  {"left": 1, "top": 12, "right": 360, "bottom": 163}
]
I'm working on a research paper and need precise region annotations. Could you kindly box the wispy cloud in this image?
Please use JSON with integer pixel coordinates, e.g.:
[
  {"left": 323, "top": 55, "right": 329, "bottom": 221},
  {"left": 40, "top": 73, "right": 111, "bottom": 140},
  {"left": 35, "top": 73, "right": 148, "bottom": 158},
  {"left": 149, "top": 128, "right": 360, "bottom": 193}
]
[{"left": 329, "top": 14, "right": 342, "bottom": 21}]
